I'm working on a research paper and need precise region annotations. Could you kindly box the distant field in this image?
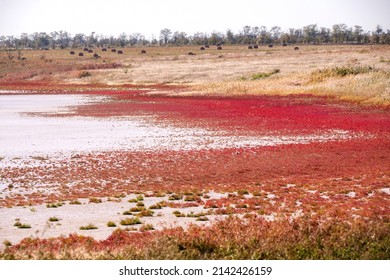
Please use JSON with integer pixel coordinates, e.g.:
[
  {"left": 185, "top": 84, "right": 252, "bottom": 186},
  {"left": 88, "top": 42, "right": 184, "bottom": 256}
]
[{"left": 1, "top": 44, "right": 389, "bottom": 105}]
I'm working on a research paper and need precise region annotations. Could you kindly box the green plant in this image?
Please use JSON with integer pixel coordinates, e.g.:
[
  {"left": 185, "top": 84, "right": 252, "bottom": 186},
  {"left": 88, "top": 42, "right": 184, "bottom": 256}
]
[
  {"left": 107, "top": 221, "right": 117, "bottom": 227},
  {"left": 89, "top": 197, "right": 102, "bottom": 203},
  {"left": 149, "top": 203, "right": 162, "bottom": 210},
  {"left": 168, "top": 194, "right": 182, "bottom": 200},
  {"left": 237, "top": 189, "right": 249, "bottom": 195},
  {"left": 2, "top": 240, "right": 12, "bottom": 247},
  {"left": 46, "top": 202, "right": 64, "bottom": 208},
  {"left": 78, "top": 71, "right": 91, "bottom": 78},
  {"left": 136, "top": 201, "right": 145, "bottom": 207},
  {"left": 250, "top": 69, "right": 280, "bottom": 80},
  {"left": 137, "top": 209, "right": 154, "bottom": 217},
  {"left": 128, "top": 198, "right": 138, "bottom": 203},
  {"left": 17, "top": 224, "right": 31, "bottom": 229},
  {"left": 130, "top": 206, "right": 145, "bottom": 212},
  {"left": 140, "top": 224, "right": 155, "bottom": 231},
  {"left": 48, "top": 217, "right": 59, "bottom": 222},
  {"left": 309, "top": 65, "right": 380, "bottom": 83},
  {"left": 69, "top": 200, "right": 82, "bottom": 205},
  {"left": 120, "top": 217, "right": 142, "bottom": 226},
  {"left": 80, "top": 224, "right": 98, "bottom": 230}
]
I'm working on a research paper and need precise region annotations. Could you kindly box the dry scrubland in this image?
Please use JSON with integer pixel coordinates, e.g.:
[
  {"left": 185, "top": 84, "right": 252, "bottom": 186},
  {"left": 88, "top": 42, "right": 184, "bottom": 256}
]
[
  {"left": 0, "top": 45, "right": 390, "bottom": 260},
  {"left": 1, "top": 45, "right": 390, "bottom": 105}
]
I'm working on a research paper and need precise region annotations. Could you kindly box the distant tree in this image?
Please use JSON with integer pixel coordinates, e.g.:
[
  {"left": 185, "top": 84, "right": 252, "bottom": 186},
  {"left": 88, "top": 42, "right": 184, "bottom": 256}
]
[
  {"left": 303, "top": 24, "right": 318, "bottom": 43},
  {"left": 118, "top": 32, "right": 127, "bottom": 47},
  {"left": 352, "top": 25, "right": 364, "bottom": 44},
  {"left": 160, "top": 28, "right": 172, "bottom": 45},
  {"left": 226, "top": 29, "right": 235, "bottom": 44},
  {"left": 371, "top": 25, "right": 383, "bottom": 44},
  {"left": 270, "top": 26, "right": 281, "bottom": 44},
  {"left": 72, "top": 33, "right": 86, "bottom": 48}
]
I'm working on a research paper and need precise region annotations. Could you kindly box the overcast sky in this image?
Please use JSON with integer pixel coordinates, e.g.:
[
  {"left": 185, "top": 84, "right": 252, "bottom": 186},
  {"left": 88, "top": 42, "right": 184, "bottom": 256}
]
[{"left": 0, "top": 0, "right": 389, "bottom": 38}]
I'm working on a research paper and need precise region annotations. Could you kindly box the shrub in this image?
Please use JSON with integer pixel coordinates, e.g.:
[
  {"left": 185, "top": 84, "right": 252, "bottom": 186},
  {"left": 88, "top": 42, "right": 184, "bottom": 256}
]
[
  {"left": 69, "top": 200, "right": 82, "bottom": 205},
  {"left": 309, "top": 65, "right": 380, "bottom": 83},
  {"left": 107, "top": 221, "right": 117, "bottom": 227},
  {"left": 48, "top": 217, "right": 59, "bottom": 222},
  {"left": 130, "top": 206, "right": 145, "bottom": 212},
  {"left": 136, "top": 202, "right": 145, "bottom": 207},
  {"left": 89, "top": 197, "right": 102, "bottom": 203},
  {"left": 237, "top": 189, "right": 249, "bottom": 195},
  {"left": 78, "top": 71, "right": 91, "bottom": 78},
  {"left": 168, "top": 194, "right": 182, "bottom": 201},
  {"left": 17, "top": 224, "right": 31, "bottom": 229},
  {"left": 250, "top": 69, "right": 280, "bottom": 80},
  {"left": 120, "top": 217, "right": 142, "bottom": 226},
  {"left": 149, "top": 203, "right": 162, "bottom": 210},
  {"left": 140, "top": 224, "right": 155, "bottom": 232},
  {"left": 46, "top": 202, "right": 64, "bottom": 208},
  {"left": 80, "top": 224, "right": 98, "bottom": 230},
  {"left": 137, "top": 209, "right": 154, "bottom": 217}
]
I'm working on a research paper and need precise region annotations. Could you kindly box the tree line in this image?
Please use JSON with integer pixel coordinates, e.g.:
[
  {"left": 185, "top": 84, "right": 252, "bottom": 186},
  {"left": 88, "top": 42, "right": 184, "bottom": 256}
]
[{"left": 1, "top": 24, "right": 389, "bottom": 49}]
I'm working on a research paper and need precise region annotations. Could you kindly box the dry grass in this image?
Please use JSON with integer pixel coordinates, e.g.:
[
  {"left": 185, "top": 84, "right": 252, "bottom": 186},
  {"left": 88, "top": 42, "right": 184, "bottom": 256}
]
[{"left": 1, "top": 45, "right": 390, "bottom": 105}]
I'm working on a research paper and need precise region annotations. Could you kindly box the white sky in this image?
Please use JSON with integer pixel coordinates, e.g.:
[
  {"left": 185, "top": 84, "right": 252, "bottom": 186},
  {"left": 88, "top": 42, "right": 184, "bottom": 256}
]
[{"left": 0, "top": 0, "right": 389, "bottom": 38}]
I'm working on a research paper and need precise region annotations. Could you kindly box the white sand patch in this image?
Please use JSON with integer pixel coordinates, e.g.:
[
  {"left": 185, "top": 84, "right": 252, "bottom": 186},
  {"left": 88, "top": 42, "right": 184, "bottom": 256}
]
[
  {"left": 380, "top": 188, "right": 390, "bottom": 195},
  {"left": 0, "top": 193, "right": 223, "bottom": 248}
]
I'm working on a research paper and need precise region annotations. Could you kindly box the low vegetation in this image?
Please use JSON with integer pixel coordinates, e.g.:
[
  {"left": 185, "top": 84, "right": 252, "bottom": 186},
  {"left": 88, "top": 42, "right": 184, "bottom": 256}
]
[
  {"left": 120, "top": 217, "right": 142, "bottom": 226},
  {"left": 309, "top": 65, "right": 381, "bottom": 82},
  {"left": 79, "top": 224, "right": 98, "bottom": 230},
  {"left": 2, "top": 215, "right": 388, "bottom": 259}
]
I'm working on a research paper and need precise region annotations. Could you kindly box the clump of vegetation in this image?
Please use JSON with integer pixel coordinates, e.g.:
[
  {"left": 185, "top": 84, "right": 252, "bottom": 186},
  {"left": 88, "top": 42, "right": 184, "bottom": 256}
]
[
  {"left": 78, "top": 71, "right": 91, "bottom": 78},
  {"left": 129, "top": 206, "right": 145, "bottom": 212},
  {"left": 2, "top": 240, "right": 12, "bottom": 247},
  {"left": 173, "top": 210, "right": 185, "bottom": 217},
  {"left": 89, "top": 197, "right": 102, "bottom": 203},
  {"left": 196, "top": 216, "right": 209, "bottom": 221},
  {"left": 2, "top": 215, "right": 390, "bottom": 260},
  {"left": 48, "top": 217, "right": 59, "bottom": 222},
  {"left": 128, "top": 198, "right": 138, "bottom": 203},
  {"left": 46, "top": 202, "right": 64, "bottom": 208},
  {"left": 136, "top": 202, "right": 145, "bottom": 207},
  {"left": 80, "top": 224, "right": 98, "bottom": 230},
  {"left": 69, "top": 200, "right": 82, "bottom": 205},
  {"left": 149, "top": 203, "right": 162, "bottom": 210},
  {"left": 14, "top": 221, "right": 31, "bottom": 229},
  {"left": 237, "top": 189, "right": 249, "bottom": 195},
  {"left": 120, "top": 217, "right": 142, "bottom": 226},
  {"left": 137, "top": 209, "right": 154, "bottom": 217},
  {"left": 244, "top": 69, "right": 280, "bottom": 80},
  {"left": 107, "top": 221, "right": 117, "bottom": 227},
  {"left": 168, "top": 194, "right": 183, "bottom": 201},
  {"left": 309, "top": 65, "right": 380, "bottom": 83},
  {"left": 122, "top": 210, "right": 133, "bottom": 215},
  {"left": 140, "top": 224, "right": 155, "bottom": 232}
]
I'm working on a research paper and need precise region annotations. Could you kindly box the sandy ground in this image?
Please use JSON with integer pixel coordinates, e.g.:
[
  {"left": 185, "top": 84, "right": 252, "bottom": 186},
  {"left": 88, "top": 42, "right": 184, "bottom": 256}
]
[{"left": 0, "top": 191, "right": 228, "bottom": 247}]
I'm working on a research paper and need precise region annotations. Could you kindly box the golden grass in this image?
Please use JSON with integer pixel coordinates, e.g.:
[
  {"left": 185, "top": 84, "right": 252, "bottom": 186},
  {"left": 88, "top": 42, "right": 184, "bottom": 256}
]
[{"left": 1, "top": 45, "right": 390, "bottom": 105}]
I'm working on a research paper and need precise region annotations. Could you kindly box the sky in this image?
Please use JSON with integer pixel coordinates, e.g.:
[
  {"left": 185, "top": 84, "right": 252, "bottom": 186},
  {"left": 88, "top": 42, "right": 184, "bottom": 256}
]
[{"left": 0, "top": 0, "right": 389, "bottom": 38}]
